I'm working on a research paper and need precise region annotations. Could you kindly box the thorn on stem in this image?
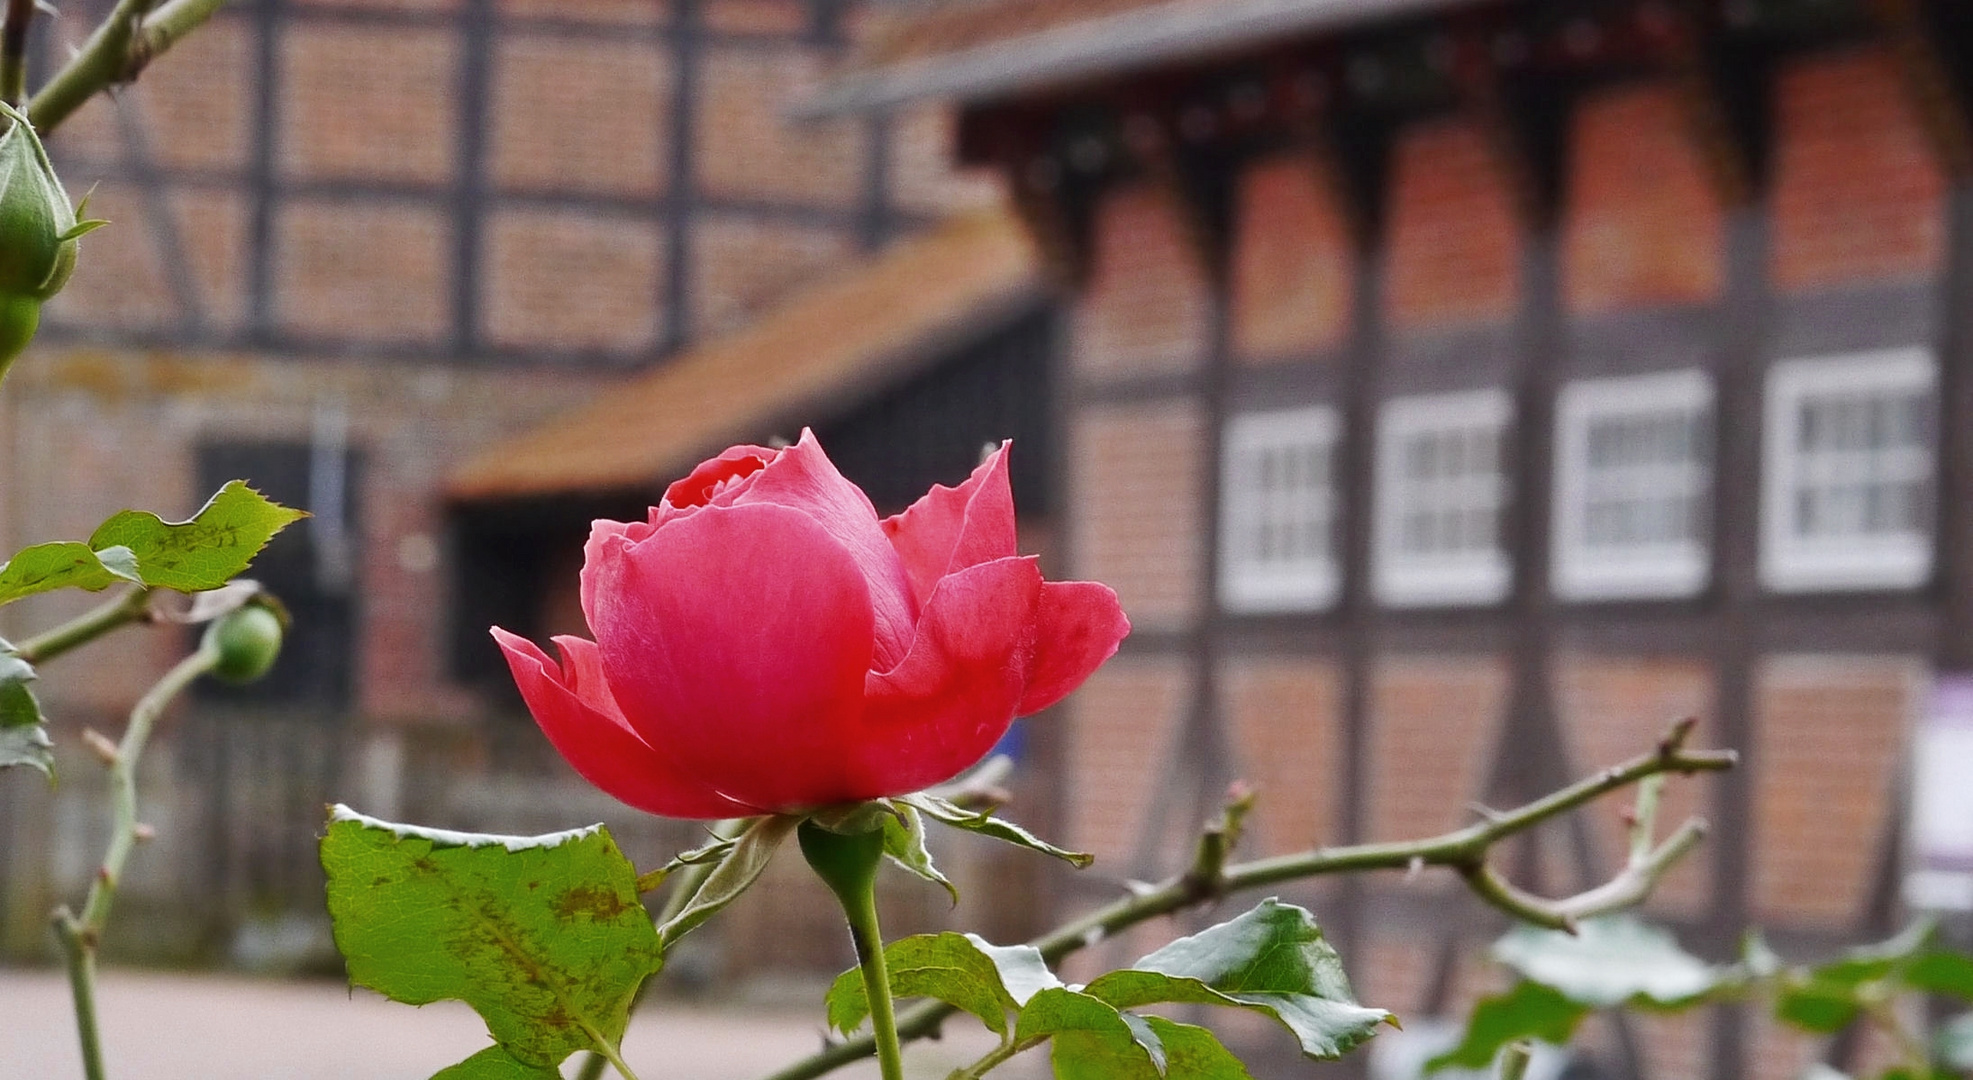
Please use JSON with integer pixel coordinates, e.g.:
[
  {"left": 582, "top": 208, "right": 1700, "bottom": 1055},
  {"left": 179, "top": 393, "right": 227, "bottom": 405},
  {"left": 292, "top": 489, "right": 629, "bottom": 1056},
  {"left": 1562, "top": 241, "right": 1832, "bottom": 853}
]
[
  {"left": 132, "top": 822, "right": 156, "bottom": 842},
  {"left": 1657, "top": 716, "right": 1698, "bottom": 757},
  {"left": 81, "top": 728, "right": 118, "bottom": 766}
]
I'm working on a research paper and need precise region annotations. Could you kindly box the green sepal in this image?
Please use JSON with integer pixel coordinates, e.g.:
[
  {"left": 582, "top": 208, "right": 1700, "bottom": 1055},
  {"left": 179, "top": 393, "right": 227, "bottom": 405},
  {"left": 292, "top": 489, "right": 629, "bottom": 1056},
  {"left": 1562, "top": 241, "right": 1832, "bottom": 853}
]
[
  {"left": 655, "top": 814, "right": 797, "bottom": 950},
  {"left": 881, "top": 802, "right": 957, "bottom": 904},
  {"left": 901, "top": 792, "right": 1093, "bottom": 868}
]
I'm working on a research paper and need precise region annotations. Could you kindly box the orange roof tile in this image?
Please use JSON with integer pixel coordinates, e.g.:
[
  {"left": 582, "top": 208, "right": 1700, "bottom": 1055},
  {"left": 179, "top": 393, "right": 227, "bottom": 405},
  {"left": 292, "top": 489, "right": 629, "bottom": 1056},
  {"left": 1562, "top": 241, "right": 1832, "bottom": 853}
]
[{"left": 447, "top": 208, "right": 1044, "bottom": 502}]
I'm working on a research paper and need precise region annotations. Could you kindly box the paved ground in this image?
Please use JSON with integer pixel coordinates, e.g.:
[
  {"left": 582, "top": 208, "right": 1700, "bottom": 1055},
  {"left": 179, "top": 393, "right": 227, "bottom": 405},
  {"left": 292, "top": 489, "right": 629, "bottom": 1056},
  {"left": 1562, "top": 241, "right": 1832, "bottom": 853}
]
[{"left": 1, "top": 966, "right": 1048, "bottom": 1080}]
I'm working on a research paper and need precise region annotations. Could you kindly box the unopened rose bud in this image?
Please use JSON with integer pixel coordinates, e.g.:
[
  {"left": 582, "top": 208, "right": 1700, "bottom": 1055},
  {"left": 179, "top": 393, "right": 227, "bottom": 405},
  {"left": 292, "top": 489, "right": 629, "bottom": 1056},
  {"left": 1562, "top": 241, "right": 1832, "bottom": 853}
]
[{"left": 0, "top": 101, "right": 107, "bottom": 380}]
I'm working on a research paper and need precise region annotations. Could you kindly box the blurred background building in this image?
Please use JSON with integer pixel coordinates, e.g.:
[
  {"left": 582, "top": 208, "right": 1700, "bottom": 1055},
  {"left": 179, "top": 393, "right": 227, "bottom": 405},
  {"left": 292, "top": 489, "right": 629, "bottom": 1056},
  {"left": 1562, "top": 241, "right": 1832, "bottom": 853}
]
[{"left": 3, "top": 1, "right": 1972, "bottom": 1078}]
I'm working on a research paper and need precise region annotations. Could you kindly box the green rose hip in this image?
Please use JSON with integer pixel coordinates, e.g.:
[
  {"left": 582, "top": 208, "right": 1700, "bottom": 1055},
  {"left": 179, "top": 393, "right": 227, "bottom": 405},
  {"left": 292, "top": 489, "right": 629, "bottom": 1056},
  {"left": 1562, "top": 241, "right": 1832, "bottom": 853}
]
[
  {"left": 0, "top": 101, "right": 108, "bottom": 382},
  {"left": 204, "top": 605, "right": 286, "bottom": 685}
]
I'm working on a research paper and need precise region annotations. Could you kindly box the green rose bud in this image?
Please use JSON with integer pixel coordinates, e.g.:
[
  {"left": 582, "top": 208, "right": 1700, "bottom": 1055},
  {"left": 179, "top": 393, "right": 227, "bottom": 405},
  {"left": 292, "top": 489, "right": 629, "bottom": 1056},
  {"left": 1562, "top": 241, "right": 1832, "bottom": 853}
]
[
  {"left": 203, "top": 604, "right": 286, "bottom": 685},
  {"left": 0, "top": 101, "right": 107, "bottom": 381}
]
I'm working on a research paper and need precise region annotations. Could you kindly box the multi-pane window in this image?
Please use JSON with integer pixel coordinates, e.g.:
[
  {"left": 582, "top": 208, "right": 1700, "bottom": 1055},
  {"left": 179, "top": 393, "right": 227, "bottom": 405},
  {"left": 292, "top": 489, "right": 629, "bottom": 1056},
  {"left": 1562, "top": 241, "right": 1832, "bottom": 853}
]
[
  {"left": 1219, "top": 407, "right": 1340, "bottom": 612},
  {"left": 1762, "top": 347, "right": 1937, "bottom": 592},
  {"left": 1374, "top": 390, "right": 1513, "bottom": 606},
  {"left": 1552, "top": 370, "right": 1713, "bottom": 600}
]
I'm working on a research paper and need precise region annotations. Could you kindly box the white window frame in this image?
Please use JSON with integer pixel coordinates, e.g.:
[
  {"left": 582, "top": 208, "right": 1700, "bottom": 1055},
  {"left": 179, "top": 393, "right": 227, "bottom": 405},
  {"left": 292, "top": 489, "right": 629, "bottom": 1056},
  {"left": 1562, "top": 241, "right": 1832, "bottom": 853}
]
[
  {"left": 1551, "top": 369, "right": 1714, "bottom": 601},
  {"left": 1218, "top": 406, "right": 1341, "bottom": 613},
  {"left": 1761, "top": 346, "right": 1938, "bottom": 593},
  {"left": 1373, "top": 389, "right": 1514, "bottom": 607}
]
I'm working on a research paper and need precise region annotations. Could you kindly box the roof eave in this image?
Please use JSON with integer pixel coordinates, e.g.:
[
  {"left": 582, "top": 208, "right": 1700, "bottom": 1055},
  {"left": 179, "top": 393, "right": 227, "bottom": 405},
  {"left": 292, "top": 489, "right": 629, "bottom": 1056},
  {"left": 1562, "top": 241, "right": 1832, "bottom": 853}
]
[{"left": 797, "top": 0, "right": 1482, "bottom": 119}]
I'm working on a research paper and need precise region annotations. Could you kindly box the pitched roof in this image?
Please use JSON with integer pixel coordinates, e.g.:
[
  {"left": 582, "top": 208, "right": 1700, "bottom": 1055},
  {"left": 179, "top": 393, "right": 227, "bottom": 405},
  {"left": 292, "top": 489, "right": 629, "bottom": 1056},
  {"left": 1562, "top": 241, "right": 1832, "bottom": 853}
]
[
  {"left": 805, "top": 0, "right": 1480, "bottom": 116},
  {"left": 447, "top": 208, "right": 1044, "bottom": 502}
]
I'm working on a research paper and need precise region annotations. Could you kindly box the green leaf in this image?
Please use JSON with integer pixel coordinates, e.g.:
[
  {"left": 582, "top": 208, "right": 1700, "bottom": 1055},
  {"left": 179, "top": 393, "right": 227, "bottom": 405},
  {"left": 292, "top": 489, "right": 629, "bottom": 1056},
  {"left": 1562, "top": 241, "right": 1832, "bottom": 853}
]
[
  {"left": 429, "top": 1046, "right": 562, "bottom": 1080},
  {"left": 1773, "top": 976, "right": 1862, "bottom": 1034},
  {"left": 0, "top": 653, "right": 52, "bottom": 777},
  {"left": 89, "top": 480, "right": 307, "bottom": 593},
  {"left": 1427, "top": 982, "right": 1589, "bottom": 1072},
  {"left": 1137, "top": 1017, "right": 1257, "bottom": 1080},
  {"left": 1493, "top": 916, "right": 1724, "bottom": 1009},
  {"left": 655, "top": 814, "right": 798, "bottom": 949},
  {"left": 1772, "top": 922, "right": 1944, "bottom": 1036},
  {"left": 1088, "top": 898, "right": 1393, "bottom": 1060},
  {"left": 0, "top": 540, "right": 140, "bottom": 605},
  {"left": 902, "top": 793, "right": 1093, "bottom": 868},
  {"left": 1906, "top": 949, "right": 1973, "bottom": 1001},
  {"left": 321, "top": 805, "right": 661, "bottom": 1069},
  {"left": 882, "top": 803, "right": 958, "bottom": 904},
  {"left": 1018, "top": 987, "right": 1167, "bottom": 1080},
  {"left": 825, "top": 931, "right": 1062, "bottom": 1036}
]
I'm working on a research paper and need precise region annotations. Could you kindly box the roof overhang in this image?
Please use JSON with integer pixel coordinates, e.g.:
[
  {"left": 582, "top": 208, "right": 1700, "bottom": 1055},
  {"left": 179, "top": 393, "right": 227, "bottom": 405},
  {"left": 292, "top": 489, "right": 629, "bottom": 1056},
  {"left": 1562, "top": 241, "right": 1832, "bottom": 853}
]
[
  {"left": 798, "top": 0, "right": 1485, "bottom": 118},
  {"left": 447, "top": 208, "right": 1045, "bottom": 503}
]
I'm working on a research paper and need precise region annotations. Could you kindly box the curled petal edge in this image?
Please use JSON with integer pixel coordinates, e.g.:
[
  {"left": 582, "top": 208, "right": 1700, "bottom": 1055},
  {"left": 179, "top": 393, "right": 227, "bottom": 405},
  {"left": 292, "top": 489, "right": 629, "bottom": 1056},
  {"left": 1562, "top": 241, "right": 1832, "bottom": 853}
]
[{"left": 492, "top": 627, "right": 757, "bottom": 819}]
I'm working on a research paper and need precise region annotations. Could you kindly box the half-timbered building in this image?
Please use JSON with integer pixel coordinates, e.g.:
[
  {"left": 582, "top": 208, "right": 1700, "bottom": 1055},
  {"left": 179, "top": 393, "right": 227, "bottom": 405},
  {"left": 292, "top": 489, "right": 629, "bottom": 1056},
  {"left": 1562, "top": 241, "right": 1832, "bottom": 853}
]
[{"left": 800, "top": 2, "right": 1973, "bottom": 1077}]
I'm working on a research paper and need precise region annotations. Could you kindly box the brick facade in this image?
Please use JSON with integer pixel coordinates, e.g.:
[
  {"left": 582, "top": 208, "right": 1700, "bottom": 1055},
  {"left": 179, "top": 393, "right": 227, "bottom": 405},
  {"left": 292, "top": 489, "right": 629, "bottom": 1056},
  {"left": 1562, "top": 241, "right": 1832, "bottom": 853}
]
[
  {"left": 1, "top": 0, "right": 998, "bottom": 965},
  {"left": 1562, "top": 81, "right": 1726, "bottom": 313},
  {"left": 1073, "top": 181, "right": 1212, "bottom": 381},
  {"left": 1042, "top": 29, "right": 1959, "bottom": 1080},
  {"left": 1229, "top": 152, "right": 1354, "bottom": 362},
  {"left": 1383, "top": 118, "right": 1522, "bottom": 330},
  {"left": 1770, "top": 45, "right": 1947, "bottom": 292}
]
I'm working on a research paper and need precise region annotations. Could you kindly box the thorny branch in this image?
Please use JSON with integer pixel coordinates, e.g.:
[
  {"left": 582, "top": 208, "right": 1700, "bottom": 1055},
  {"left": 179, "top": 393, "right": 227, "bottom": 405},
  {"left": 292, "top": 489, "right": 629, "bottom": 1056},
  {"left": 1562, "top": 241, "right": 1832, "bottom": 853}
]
[
  {"left": 28, "top": 0, "right": 233, "bottom": 134},
  {"left": 755, "top": 718, "right": 1735, "bottom": 1080},
  {"left": 2, "top": 0, "right": 35, "bottom": 105},
  {"left": 50, "top": 637, "right": 222, "bottom": 1080}
]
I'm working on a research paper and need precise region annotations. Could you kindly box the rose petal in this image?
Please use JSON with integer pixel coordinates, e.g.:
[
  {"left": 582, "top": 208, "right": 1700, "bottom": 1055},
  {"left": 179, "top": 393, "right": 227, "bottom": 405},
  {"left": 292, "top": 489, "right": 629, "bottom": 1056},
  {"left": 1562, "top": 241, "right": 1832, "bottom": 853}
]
[
  {"left": 1016, "top": 581, "right": 1131, "bottom": 715},
  {"left": 881, "top": 442, "right": 1018, "bottom": 608},
  {"left": 853, "top": 556, "right": 1043, "bottom": 798},
  {"left": 724, "top": 429, "right": 918, "bottom": 670},
  {"left": 491, "top": 627, "right": 757, "bottom": 818},
  {"left": 654, "top": 443, "right": 778, "bottom": 523},
  {"left": 588, "top": 501, "right": 877, "bottom": 811},
  {"left": 579, "top": 518, "right": 650, "bottom": 634}
]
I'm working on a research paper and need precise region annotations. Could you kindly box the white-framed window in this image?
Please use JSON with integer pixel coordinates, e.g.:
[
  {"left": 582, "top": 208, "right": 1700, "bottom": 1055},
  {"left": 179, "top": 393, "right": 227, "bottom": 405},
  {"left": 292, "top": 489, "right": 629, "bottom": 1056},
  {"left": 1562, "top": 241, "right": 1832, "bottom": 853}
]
[
  {"left": 1761, "top": 346, "right": 1938, "bottom": 592},
  {"left": 1373, "top": 389, "right": 1513, "bottom": 607},
  {"left": 1552, "top": 369, "right": 1713, "bottom": 601},
  {"left": 1218, "top": 406, "right": 1341, "bottom": 612}
]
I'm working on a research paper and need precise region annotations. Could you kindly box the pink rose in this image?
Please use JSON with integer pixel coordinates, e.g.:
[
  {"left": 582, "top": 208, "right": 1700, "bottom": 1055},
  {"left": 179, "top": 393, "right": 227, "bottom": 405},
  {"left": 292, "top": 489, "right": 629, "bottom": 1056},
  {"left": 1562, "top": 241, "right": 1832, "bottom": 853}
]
[{"left": 492, "top": 432, "right": 1129, "bottom": 817}]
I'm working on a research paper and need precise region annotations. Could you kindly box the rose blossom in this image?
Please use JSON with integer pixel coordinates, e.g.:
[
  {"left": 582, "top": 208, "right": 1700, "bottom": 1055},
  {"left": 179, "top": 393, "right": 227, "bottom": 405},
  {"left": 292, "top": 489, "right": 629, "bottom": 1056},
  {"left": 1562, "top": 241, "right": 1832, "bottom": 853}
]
[{"left": 492, "top": 431, "right": 1129, "bottom": 817}]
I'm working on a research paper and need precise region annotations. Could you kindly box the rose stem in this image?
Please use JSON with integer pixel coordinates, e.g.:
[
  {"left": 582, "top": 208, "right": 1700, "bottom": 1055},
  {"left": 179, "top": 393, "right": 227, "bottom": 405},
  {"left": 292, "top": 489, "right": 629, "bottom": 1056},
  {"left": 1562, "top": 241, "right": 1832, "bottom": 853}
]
[
  {"left": 53, "top": 637, "right": 223, "bottom": 1080},
  {"left": 798, "top": 820, "right": 904, "bottom": 1080}
]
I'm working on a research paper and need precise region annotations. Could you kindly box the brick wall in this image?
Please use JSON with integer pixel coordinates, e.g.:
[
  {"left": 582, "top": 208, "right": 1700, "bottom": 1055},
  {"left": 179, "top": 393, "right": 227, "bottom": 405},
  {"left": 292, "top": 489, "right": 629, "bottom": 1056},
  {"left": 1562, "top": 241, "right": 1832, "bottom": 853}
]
[
  {"left": 1365, "top": 657, "right": 1511, "bottom": 843},
  {"left": 489, "top": 35, "right": 670, "bottom": 197},
  {"left": 1065, "top": 400, "right": 1204, "bottom": 630},
  {"left": 1062, "top": 656, "right": 1192, "bottom": 868},
  {"left": 1750, "top": 655, "right": 1920, "bottom": 928},
  {"left": 1229, "top": 152, "right": 1354, "bottom": 362},
  {"left": 1562, "top": 80, "right": 1725, "bottom": 313},
  {"left": 1220, "top": 657, "right": 1344, "bottom": 853},
  {"left": 39, "top": 0, "right": 990, "bottom": 358},
  {"left": 0, "top": 345, "right": 610, "bottom": 719},
  {"left": 1073, "top": 181, "right": 1213, "bottom": 381},
  {"left": 1770, "top": 45, "right": 1947, "bottom": 292},
  {"left": 482, "top": 208, "right": 666, "bottom": 352},
  {"left": 1383, "top": 118, "right": 1521, "bottom": 330}
]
